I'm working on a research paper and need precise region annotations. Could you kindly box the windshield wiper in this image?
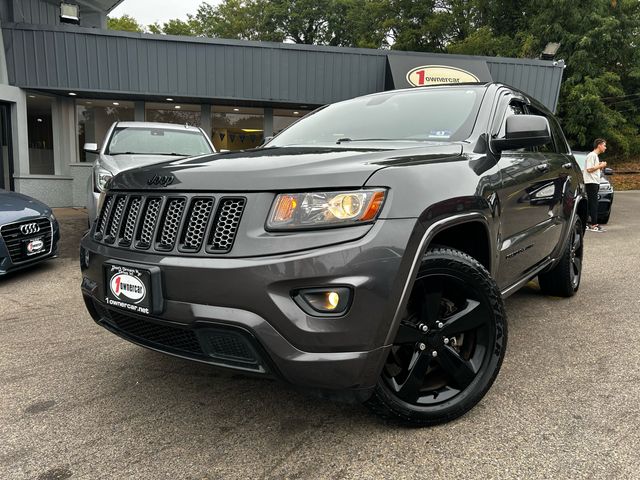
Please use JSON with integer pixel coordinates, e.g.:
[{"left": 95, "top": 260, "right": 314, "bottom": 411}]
[
  {"left": 110, "top": 152, "right": 194, "bottom": 156},
  {"left": 335, "top": 138, "right": 417, "bottom": 144}
]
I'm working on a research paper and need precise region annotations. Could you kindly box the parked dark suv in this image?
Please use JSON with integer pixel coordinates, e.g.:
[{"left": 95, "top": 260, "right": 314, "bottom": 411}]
[{"left": 80, "top": 83, "right": 587, "bottom": 426}]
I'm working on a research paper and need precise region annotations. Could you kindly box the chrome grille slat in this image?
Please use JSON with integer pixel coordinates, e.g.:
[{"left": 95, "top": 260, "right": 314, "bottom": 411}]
[
  {"left": 106, "top": 196, "right": 127, "bottom": 242},
  {"left": 181, "top": 198, "right": 214, "bottom": 251},
  {"left": 136, "top": 198, "right": 162, "bottom": 249},
  {"left": 95, "top": 195, "right": 114, "bottom": 238},
  {"left": 207, "top": 198, "right": 246, "bottom": 253},
  {"left": 93, "top": 193, "right": 245, "bottom": 255},
  {"left": 157, "top": 198, "right": 186, "bottom": 250},
  {"left": 120, "top": 197, "right": 141, "bottom": 245}
]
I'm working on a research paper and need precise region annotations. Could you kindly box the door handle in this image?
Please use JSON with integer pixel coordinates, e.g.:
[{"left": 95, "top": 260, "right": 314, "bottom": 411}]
[
  {"left": 562, "top": 162, "right": 573, "bottom": 169},
  {"left": 536, "top": 163, "right": 550, "bottom": 173}
]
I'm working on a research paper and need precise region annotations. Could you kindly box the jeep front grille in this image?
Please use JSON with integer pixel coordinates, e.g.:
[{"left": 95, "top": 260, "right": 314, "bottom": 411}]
[{"left": 94, "top": 193, "right": 246, "bottom": 255}]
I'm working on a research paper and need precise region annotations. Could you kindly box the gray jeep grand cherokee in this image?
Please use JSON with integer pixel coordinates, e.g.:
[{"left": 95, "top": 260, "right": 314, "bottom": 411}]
[{"left": 80, "top": 83, "right": 586, "bottom": 426}]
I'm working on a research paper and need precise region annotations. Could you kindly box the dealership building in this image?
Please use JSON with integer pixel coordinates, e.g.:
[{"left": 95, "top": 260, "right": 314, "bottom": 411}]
[{"left": 0, "top": 0, "right": 565, "bottom": 207}]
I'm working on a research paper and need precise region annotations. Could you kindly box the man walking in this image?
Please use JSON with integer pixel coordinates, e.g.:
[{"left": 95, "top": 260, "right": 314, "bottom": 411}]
[{"left": 584, "top": 138, "right": 608, "bottom": 232}]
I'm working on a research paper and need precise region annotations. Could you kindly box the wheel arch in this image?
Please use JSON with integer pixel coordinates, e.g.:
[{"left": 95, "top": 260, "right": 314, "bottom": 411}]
[
  {"left": 385, "top": 212, "right": 493, "bottom": 346},
  {"left": 427, "top": 220, "right": 492, "bottom": 274},
  {"left": 577, "top": 196, "right": 588, "bottom": 229}
]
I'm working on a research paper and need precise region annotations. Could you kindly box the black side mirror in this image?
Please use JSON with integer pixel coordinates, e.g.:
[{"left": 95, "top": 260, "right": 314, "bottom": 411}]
[
  {"left": 491, "top": 115, "right": 552, "bottom": 152},
  {"left": 603, "top": 167, "right": 614, "bottom": 175}
]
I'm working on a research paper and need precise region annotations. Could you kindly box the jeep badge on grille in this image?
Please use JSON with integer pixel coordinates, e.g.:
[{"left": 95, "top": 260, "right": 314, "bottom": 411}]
[{"left": 147, "top": 174, "right": 175, "bottom": 187}]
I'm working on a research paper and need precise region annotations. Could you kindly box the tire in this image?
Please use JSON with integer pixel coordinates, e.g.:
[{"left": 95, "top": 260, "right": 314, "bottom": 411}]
[
  {"left": 538, "top": 216, "right": 583, "bottom": 297},
  {"left": 365, "top": 248, "right": 507, "bottom": 426}
]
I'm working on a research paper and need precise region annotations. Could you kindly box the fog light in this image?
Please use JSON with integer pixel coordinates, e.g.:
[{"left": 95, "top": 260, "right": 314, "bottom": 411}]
[
  {"left": 294, "top": 287, "right": 351, "bottom": 315},
  {"left": 327, "top": 292, "right": 340, "bottom": 310}
]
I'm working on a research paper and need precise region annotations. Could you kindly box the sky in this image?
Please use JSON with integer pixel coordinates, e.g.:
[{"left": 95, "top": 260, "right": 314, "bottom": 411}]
[{"left": 109, "top": 0, "right": 213, "bottom": 27}]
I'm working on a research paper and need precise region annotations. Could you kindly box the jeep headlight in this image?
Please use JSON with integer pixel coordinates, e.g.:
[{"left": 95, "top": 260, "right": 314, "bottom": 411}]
[
  {"left": 94, "top": 166, "right": 113, "bottom": 192},
  {"left": 267, "top": 189, "right": 386, "bottom": 230}
]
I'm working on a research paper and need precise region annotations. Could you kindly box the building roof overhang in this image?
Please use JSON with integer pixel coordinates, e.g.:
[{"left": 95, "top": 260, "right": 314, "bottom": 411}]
[{"left": 42, "top": 0, "right": 124, "bottom": 14}]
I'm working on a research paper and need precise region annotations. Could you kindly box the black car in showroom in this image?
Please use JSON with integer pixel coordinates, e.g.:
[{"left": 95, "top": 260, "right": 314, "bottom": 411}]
[
  {"left": 573, "top": 151, "right": 614, "bottom": 224},
  {"left": 0, "top": 189, "right": 60, "bottom": 275},
  {"left": 80, "top": 83, "right": 587, "bottom": 426}
]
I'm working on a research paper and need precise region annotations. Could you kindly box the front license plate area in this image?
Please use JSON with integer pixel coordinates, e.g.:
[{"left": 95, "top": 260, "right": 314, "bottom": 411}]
[
  {"left": 104, "top": 262, "right": 163, "bottom": 315},
  {"left": 23, "top": 237, "right": 45, "bottom": 256}
]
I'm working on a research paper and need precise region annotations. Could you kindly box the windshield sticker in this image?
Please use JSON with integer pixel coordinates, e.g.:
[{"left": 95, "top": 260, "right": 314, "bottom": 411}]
[{"left": 428, "top": 130, "right": 452, "bottom": 139}]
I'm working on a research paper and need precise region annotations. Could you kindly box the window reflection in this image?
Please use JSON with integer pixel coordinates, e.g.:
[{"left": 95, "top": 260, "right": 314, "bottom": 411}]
[
  {"left": 145, "top": 102, "right": 201, "bottom": 127},
  {"left": 274, "top": 109, "right": 310, "bottom": 134},
  {"left": 27, "top": 94, "right": 54, "bottom": 174},
  {"left": 77, "top": 99, "right": 134, "bottom": 162},
  {"left": 213, "top": 106, "right": 263, "bottom": 151}
]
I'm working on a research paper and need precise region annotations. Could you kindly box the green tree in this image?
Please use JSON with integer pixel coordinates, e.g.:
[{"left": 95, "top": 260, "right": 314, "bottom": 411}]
[
  {"left": 107, "top": 14, "right": 144, "bottom": 33},
  {"left": 188, "top": 1, "right": 273, "bottom": 40},
  {"left": 148, "top": 19, "right": 197, "bottom": 36},
  {"left": 150, "top": 0, "right": 387, "bottom": 47},
  {"left": 522, "top": 0, "right": 640, "bottom": 156}
]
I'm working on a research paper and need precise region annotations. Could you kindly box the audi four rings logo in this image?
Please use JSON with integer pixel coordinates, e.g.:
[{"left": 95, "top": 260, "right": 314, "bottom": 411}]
[{"left": 20, "top": 223, "right": 40, "bottom": 235}]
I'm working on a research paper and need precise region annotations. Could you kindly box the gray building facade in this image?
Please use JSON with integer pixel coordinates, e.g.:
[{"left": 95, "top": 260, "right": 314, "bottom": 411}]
[{"left": 0, "top": 0, "right": 565, "bottom": 207}]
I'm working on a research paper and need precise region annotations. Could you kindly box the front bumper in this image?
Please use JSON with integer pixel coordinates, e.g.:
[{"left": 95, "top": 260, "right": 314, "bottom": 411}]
[
  {"left": 597, "top": 191, "right": 614, "bottom": 215},
  {"left": 80, "top": 218, "right": 419, "bottom": 392}
]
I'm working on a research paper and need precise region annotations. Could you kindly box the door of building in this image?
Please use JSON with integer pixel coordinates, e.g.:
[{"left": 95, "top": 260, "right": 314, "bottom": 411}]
[{"left": 0, "top": 102, "right": 14, "bottom": 190}]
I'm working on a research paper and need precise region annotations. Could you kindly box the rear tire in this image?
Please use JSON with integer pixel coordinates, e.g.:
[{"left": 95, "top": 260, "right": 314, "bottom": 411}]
[
  {"left": 365, "top": 248, "right": 507, "bottom": 426},
  {"left": 538, "top": 216, "right": 583, "bottom": 297}
]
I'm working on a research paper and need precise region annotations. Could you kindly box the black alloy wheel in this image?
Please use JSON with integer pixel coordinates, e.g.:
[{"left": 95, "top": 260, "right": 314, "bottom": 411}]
[
  {"left": 539, "top": 216, "right": 583, "bottom": 297},
  {"left": 366, "top": 248, "right": 507, "bottom": 426}
]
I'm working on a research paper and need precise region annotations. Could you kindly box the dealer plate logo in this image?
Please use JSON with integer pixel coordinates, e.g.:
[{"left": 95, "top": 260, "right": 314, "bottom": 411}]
[
  {"left": 26, "top": 239, "right": 44, "bottom": 255},
  {"left": 110, "top": 273, "right": 146, "bottom": 303},
  {"left": 20, "top": 223, "right": 40, "bottom": 235}
]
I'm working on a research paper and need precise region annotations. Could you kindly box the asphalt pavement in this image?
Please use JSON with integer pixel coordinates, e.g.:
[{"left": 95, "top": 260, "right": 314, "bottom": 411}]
[{"left": 1, "top": 194, "right": 639, "bottom": 480}]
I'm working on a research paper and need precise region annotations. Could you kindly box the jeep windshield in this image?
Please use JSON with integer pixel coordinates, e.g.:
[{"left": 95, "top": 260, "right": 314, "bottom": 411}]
[
  {"left": 268, "top": 86, "right": 485, "bottom": 148},
  {"left": 106, "top": 127, "right": 213, "bottom": 156}
]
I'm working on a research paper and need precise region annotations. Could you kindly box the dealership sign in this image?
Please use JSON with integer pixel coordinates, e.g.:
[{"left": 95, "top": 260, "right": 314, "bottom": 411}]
[
  {"left": 386, "top": 54, "right": 492, "bottom": 89},
  {"left": 406, "top": 65, "right": 480, "bottom": 87}
]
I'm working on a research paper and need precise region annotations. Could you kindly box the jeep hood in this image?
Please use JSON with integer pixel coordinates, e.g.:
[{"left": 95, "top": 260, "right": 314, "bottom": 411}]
[{"left": 110, "top": 144, "right": 462, "bottom": 191}]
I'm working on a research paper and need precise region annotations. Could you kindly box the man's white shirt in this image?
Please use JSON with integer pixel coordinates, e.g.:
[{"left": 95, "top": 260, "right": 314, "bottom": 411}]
[{"left": 583, "top": 151, "right": 600, "bottom": 184}]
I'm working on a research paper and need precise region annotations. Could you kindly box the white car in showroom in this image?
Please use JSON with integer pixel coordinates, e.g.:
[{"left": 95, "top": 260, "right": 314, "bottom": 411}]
[{"left": 85, "top": 122, "right": 215, "bottom": 224}]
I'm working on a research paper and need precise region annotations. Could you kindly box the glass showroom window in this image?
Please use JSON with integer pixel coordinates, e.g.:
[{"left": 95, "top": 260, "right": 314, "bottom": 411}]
[
  {"left": 145, "top": 102, "right": 200, "bottom": 127},
  {"left": 77, "top": 100, "right": 134, "bottom": 162},
  {"left": 27, "top": 94, "right": 55, "bottom": 174},
  {"left": 274, "top": 108, "right": 311, "bottom": 135},
  {"left": 213, "top": 106, "right": 264, "bottom": 151}
]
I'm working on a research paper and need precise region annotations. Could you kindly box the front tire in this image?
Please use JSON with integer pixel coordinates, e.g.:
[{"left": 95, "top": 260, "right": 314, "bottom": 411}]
[
  {"left": 366, "top": 248, "right": 507, "bottom": 426},
  {"left": 538, "top": 216, "right": 583, "bottom": 297}
]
